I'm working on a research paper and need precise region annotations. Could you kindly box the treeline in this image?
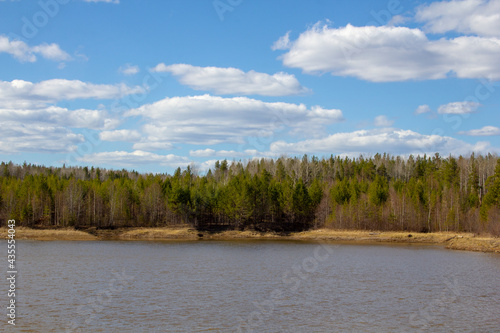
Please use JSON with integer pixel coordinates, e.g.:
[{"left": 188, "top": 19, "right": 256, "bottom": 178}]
[{"left": 1, "top": 153, "right": 499, "bottom": 235}]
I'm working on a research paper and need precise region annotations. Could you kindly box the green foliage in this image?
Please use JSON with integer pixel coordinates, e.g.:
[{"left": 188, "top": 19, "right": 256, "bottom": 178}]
[
  {"left": 331, "top": 178, "right": 351, "bottom": 205},
  {"left": 481, "top": 160, "right": 500, "bottom": 219},
  {"left": 1, "top": 154, "right": 499, "bottom": 235},
  {"left": 308, "top": 178, "right": 323, "bottom": 207},
  {"left": 442, "top": 157, "right": 459, "bottom": 188},
  {"left": 368, "top": 175, "right": 389, "bottom": 206},
  {"left": 292, "top": 179, "right": 312, "bottom": 217}
]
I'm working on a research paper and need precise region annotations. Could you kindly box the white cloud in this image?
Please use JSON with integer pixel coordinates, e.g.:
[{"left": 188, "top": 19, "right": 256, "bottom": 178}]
[
  {"left": 0, "top": 110, "right": 118, "bottom": 154},
  {"left": 0, "top": 35, "right": 71, "bottom": 62},
  {"left": 119, "top": 63, "right": 140, "bottom": 75},
  {"left": 416, "top": 0, "right": 500, "bottom": 37},
  {"left": 437, "top": 101, "right": 480, "bottom": 114},
  {"left": 197, "top": 160, "right": 219, "bottom": 173},
  {"left": 32, "top": 79, "right": 144, "bottom": 100},
  {"left": 132, "top": 141, "right": 174, "bottom": 151},
  {"left": 125, "top": 94, "right": 343, "bottom": 148},
  {"left": 77, "top": 151, "right": 190, "bottom": 168},
  {"left": 272, "top": 31, "right": 292, "bottom": 50},
  {"left": 0, "top": 36, "right": 35, "bottom": 62},
  {"left": 152, "top": 63, "right": 308, "bottom": 96},
  {"left": 0, "top": 79, "right": 144, "bottom": 109},
  {"left": 291, "top": 105, "right": 344, "bottom": 137},
  {"left": 0, "top": 79, "right": 144, "bottom": 153},
  {"left": 275, "top": 23, "right": 500, "bottom": 82},
  {"left": 103, "top": 118, "right": 121, "bottom": 130},
  {"left": 268, "top": 128, "right": 494, "bottom": 157},
  {"left": 374, "top": 115, "right": 394, "bottom": 127},
  {"left": 415, "top": 104, "right": 432, "bottom": 114},
  {"left": 151, "top": 63, "right": 169, "bottom": 72},
  {"left": 458, "top": 126, "right": 500, "bottom": 136},
  {"left": 0, "top": 122, "right": 83, "bottom": 154},
  {"left": 99, "top": 129, "right": 142, "bottom": 142},
  {"left": 0, "top": 106, "right": 113, "bottom": 130},
  {"left": 0, "top": 83, "right": 126, "bottom": 132},
  {"left": 31, "top": 43, "right": 72, "bottom": 61},
  {"left": 189, "top": 148, "right": 259, "bottom": 158},
  {"left": 388, "top": 15, "right": 409, "bottom": 26},
  {"left": 190, "top": 149, "right": 216, "bottom": 157}
]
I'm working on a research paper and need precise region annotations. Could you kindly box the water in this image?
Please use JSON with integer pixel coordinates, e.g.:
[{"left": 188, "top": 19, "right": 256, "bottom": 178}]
[{"left": 6, "top": 240, "right": 500, "bottom": 332}]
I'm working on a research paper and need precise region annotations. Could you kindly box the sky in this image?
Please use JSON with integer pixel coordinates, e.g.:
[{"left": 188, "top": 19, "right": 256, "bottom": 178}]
[{"left": 0, "top": 0, "right": 499, "bottom": 174}]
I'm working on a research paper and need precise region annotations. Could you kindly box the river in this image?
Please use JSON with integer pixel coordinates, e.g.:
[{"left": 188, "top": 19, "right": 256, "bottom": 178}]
[{"left": 7, "top": 240, "right": 500, "bottom": 332}]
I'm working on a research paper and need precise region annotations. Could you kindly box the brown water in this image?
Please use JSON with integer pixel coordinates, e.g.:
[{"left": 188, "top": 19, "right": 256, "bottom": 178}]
[{"left": 6, "top": 240, "right": 500, "bottom": 332}]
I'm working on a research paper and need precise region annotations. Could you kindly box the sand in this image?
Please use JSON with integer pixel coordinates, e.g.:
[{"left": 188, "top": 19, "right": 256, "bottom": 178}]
[{"left": 2, "top": 227, "right": 498, "bottom": 253}]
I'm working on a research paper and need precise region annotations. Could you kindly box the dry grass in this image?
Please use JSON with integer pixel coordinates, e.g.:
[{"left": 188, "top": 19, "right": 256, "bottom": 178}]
[
  {"left": 290, "top": 229, "right": 466, "bottom": 243},
  {"left": 204, "top": 230, "right": 282, "bottom": 239},
  {"left": 1, "top": 226, "right": 498, "bottom": 253},
  {"left": 0, "top": 227, "right": 97, "bottom": 241},
  {"left": 119, "top": 228, "right": 281, "bottom": 240},
  {"left": 119, "top": 227, "right": 198, "bottom": 240},
  {"left": 446, "top": 236, "right": 500, "bottom": 253},
  {"left": 291, "top": 229, "right": 499, "bottom": 253}
]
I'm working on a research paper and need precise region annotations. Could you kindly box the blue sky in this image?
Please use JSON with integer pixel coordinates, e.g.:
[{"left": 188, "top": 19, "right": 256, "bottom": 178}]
[{"left": 0, "top": 0, "right": 499, "bottom": 173}]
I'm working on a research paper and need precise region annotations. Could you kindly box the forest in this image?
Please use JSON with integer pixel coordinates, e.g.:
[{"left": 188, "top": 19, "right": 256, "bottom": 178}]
[{"left": 1, "top": 153, "right": 499, "bottom": 236}]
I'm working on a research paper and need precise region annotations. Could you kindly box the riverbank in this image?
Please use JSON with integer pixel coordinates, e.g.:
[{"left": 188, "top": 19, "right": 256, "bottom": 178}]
[
  {"left": 1, "top": 227, "right": 98, "bottom": 241},
  {"left": 1, "top": 227, "right": 499, "bottom": 253},
  {"left": 293, "top": 229, "right": 500, "bottom": 253}
]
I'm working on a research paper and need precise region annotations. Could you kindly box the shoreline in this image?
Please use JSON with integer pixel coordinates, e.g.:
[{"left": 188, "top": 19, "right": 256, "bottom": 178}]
[{"left": 1, "top": 227, "right": 499, "bottom": 253}]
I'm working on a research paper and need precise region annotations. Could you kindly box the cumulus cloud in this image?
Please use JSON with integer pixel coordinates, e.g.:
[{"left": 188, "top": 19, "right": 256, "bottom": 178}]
[
  {"left": 437, "top": 101, "right": 480, "bottom": 114},
  {"left": 132, "top": 141, "right": 173, "bottom": 151},
  {"left": 151, "top": 63, "right": 309, "bottom": 96},
  {"left": 31, "top": 43, "right": 72, "bottom": 62},
  {"left": 189, "top": 149, "right": 216, "bottom": 157},
  {"left": 291, "top": 105, "right": 345, "bottom": 136},
  {"left": 99, "top": 129, "right": 142, "bottom": 142},
  {"left": 0, "top": 122, "right": 83, "bottom": 154},
  {"left": 0, "top": 79, "right": 134, "bottom": 130},
  {"left": 415, "top": 104, "right": 432, "bottom": 114},
  {"left": 119, "top": 63, "right": 140, "bottom": 75},
  {"left": 268, "top": 128, "right": 494, "bottom": 157},
  {"left": 274, "top": 23, "right": 500, "bottom": 82},
  {"left": 77, "top": 151, "right": 190, "bottom": 168},
  {"left": 416, "top": 0, "right": 500, "bottom": 37},
  {"left": 197, "top": 160, "right": 219, "bottom": 173},
  {"left": 388, "top": 15, "right": 409, "bottom": 26},
  {"left": 0, "top": 106, "right": 113, "bottom": 130},
  {"left": 0, "top": 79, "right": 144, "bottom": 153},
  {"left": 0, "top": 79, "right": 144, "bottom": 109},
  {"left": 458, "top": 126, "right": 500, "bottom": 136},
  {"left": 272, "top": 31, "right": 292, "bottom": 50},
  {"left": 125, "top": 94, "right": 343, "bottom": 148},
  {"left": 32, "top": 79, "right": 144, "bottom": 100},
  {"left": 189, "top": 148, "right": 260, "bottom": 158},
  {"left": 0, "top": 36, "right": 71, "bottom": 62},
  {"left": 374, "top": 115, "right": 394, "bottom": 127}
]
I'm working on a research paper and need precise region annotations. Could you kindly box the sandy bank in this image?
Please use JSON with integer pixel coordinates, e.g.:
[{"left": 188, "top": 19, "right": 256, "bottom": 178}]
[
  {"left": 1, "top": 227, "right": 498, "bottom": 253},
  {"left": 291, "top": 229, "right": 500, "bottom": 253},
  {"left": 0, "top": 227, "right": 98, "bottom": 241}
]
